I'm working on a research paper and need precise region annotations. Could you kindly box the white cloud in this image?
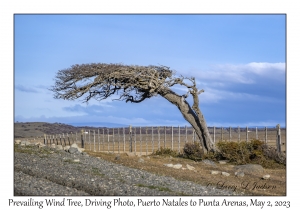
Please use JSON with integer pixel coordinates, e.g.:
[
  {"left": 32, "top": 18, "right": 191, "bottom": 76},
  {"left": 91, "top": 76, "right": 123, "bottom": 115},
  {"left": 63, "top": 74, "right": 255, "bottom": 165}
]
[{"left": 185, "top": 62, "right": 285, "bottom": 85}]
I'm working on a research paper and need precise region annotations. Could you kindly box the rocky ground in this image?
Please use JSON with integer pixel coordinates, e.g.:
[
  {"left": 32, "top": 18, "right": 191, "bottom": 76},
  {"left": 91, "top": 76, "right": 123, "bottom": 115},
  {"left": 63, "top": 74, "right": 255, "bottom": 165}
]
[{"left": 14, "top": 141, "right": 286, "bottom": 196}]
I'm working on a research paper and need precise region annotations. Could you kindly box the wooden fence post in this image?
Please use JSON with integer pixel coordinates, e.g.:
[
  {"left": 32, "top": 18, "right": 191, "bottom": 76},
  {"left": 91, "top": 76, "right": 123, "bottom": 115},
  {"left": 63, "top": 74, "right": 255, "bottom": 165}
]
[
  {"left": 213, "top": 127, "right": 216, "bottom": 143},
  {"left": 107, "top": 128, "right": 110, "bottom": 152},
  {"left": 140, "top": 127, "right": 142, "bottom": 156},
  {"left": 129, "top": 125, "right": 132, "bottom": 152},
  {"left": 229, "top": 127, "right": 231, "bottom": 141},
  {"left": 118, "top": 128, "right": 120, "bottom": 154},
  {"left": 103, "top": 128, "right": 105, "bottom": 151},
  {"left": 178, "top": 126, "right": 180, "bottom": 152},
  {"left": 146, "top": 127, "right": 148, "bottom": 155},
  {"left": 93, "top": 130, "right": 96, "bottom": 152},
  {"left": 256, "top": 127, "right": 258, "bottom": 140},
  {"left": 68, "top": 133, "right": 70, "bottom": 145},
  {"left": 134, "top": 127, "right": 136, "bottom": 155},
  {"left": 164, "top": 126, "right": 166, "bottom": 149},
  {"left": 238, "top": 126, "right": 240, "bottom": 142},
  {"left": 265, "top": 127, "right": 267, "bottom": 144},
  {"left": 113, "top": 128, "right": 115, "bottom": 153},
  {"left": 88, "top": 130, "right": 91, "bottom": 151},
  {"left": 158, "top": 126, "right": 160, "bottom": 149},
  {"left": 63, "top": 133, "right": 66, "bottom": 146},
  {"left": 81, "top": 130, "right": 84, "bottom": 148},
  {"left": 276, "top": 124, "right": 282, "bottom": 153},
  {"left": 246, "top": 126, "right": 249, "bottom": 141},
  {"left": 98, "top": 129, "right": 100, "bottom": 152},
  {"left": 171, "top": 126, "right": 174, "bottom": 150},
  {"left": 221, "top": 127, "right": 223, "bottom": 141},
  {"left": 151, "top": 127, "right": 154, "bottom": 153},
  {"left": 123, "top": 127, "right": 125, "bottom": 152}
]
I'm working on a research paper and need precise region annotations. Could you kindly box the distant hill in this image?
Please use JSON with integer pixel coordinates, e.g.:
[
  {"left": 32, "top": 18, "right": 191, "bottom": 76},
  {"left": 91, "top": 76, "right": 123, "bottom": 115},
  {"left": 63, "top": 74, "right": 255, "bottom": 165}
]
[
  {"left": 14, "top": 122, "right": 282, "bottom": 138},
  {"left": 14, "top": 122, "right": 108, "bottom": 138}
]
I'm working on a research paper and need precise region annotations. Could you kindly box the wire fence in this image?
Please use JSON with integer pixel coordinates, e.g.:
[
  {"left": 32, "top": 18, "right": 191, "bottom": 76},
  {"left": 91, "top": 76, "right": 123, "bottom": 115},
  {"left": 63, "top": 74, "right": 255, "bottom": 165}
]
[{"left": 20, "top": 124, "right": 286, "bottom": 154}]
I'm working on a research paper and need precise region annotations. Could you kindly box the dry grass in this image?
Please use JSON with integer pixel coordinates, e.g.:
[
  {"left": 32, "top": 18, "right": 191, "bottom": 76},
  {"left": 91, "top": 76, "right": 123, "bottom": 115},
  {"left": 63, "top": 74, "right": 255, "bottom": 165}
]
[{"left": 86, "top": 150, "right": 286, "bottom": 196}]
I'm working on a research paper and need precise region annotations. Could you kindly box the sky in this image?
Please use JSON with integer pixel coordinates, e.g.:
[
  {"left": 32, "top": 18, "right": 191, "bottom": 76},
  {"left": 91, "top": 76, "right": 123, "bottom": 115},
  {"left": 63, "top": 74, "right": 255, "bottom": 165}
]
[{"left": 14, "top": 14, "right": 286, "bottom": 128}]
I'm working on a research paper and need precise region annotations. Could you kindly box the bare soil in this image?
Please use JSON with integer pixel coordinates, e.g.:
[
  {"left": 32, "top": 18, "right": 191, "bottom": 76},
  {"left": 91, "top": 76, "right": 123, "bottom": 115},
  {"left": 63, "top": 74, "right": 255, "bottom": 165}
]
[{"left": 86, "top": 151, "right": 286, "bottom": 196}]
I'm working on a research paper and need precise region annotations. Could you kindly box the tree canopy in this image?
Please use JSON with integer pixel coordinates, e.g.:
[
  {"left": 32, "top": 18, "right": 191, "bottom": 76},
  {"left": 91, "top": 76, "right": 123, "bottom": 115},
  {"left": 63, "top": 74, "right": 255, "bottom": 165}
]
[{"left": 50, "top": 63, "right": 215, "bottom": 153}]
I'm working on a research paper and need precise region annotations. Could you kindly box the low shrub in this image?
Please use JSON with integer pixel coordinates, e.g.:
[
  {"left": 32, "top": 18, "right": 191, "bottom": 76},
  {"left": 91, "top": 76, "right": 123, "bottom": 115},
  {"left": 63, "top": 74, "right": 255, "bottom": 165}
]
[
  {"left": 214, "top": 139, "right": 286, "bottom": 168},
  {"left": 182, "top": 142, "right": 204, "bottom": 161},
  {"left": 153, "top": 147, "right": 179, "bottom": 157}
]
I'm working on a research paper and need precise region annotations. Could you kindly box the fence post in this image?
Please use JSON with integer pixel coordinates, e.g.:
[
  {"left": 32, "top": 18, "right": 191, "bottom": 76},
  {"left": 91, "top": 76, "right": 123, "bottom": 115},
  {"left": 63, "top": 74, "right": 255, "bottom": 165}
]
[
  {"left": 171, "top": 126, "right": 174, "bottom": 150},
  {"left": 164, "top": 126, "right": 166, "bottom": 149},
  {"left": 88, "top": 130, "right": 91, "bottom": 151},
  {"left": 68, "top": 133, "right": 70, "bottom": 145},
  {"left": 276, "top": 124, "right": 282, "bottom": 153},
  {"left": 178, "top": 126, "right": 180, "bottom": 152},
  {"left": 134, "top": 127, "right": 136, "bottom": 155},
  {"left": 158, "top": 126, "right": 160, "bottom": 149},
  {"left": 221, "top": 127, "right": 223, "bottom": 141},
  {"left": 107, "top": 128, "right": 110, "bottom": 153},
  {"left": 229, "top": 127, "right": 231, "bottom": 141},
  {"left": 93, "top": 130, "right": 96, "bottom": 152},
  {"left": 140, "top": 127, "right": 142, "bottom": 156},
  {"left": 129, "top": 125, "right": 132, "bottom": 153},
  {"left": 113, "top": 128, "right": 115, "bottom": 153},
  {"left": 246, "top": 126, "right": 249, "bottom": 141},
  {"left": 238, "top": 126, "right": 240, "bottom": 142},
  {"left": 123, "top": 127, "right": 125, "bottom": 152},
  {"left": 44, "top": 134, "right": 46, "bottom": 145},
  {"left": 62, "top": 134, "right": 64, "bottom": 145},
  {"left": 98, "top": 129, "right": 100, "bottom": 152},
  {"left": 118, "top": 128, "right": 120, "bottom": 154},
  {"left": 151, "top": 126, "right": 154, "bottom": 153},
  {"left": 256, "top": 127, "right": 258, "bottom": 139},
  {"left": 81, "top": 130, "right": 84, "bottom": 148},
  {"left": 146, "top": 127, "right": 148, "bottom": 155},
  {"left": 265, "top": 127, "right": 267, "bottom": 144},
  {"left": 103, "top": 128, "right": 105, "bottom": 151}
]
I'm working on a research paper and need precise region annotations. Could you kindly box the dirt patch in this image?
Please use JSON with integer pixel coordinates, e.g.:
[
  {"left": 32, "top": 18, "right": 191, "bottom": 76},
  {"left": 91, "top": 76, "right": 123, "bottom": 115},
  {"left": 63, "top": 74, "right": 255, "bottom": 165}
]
[{"left": 86, "top": 151, "right": 286, "bottom": 196}]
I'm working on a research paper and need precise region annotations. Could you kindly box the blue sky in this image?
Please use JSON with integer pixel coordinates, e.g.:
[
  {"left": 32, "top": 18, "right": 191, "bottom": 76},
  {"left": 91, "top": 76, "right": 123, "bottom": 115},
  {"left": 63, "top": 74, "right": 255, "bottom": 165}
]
[{"left": 14, "top": 14, "right": 286, "bottom": 128}]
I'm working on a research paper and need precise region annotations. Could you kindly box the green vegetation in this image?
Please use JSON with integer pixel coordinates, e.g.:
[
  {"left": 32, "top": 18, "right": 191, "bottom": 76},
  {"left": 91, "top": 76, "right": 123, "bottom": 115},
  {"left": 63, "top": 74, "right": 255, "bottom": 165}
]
[
  {"left": 182, "top": 142, "right": 203, "bottom": 161},
  {"left": 153, "top": 147, "right": 179, "bottom": 157},
  {"left": 90, "top": 167, "right": 105, "bottom": 176},
  {"left": 179, "top": 140, "right": 286, "bottom": 168},
  {"left": 14, "top": 144, "right": 55, "bottom": 157}
]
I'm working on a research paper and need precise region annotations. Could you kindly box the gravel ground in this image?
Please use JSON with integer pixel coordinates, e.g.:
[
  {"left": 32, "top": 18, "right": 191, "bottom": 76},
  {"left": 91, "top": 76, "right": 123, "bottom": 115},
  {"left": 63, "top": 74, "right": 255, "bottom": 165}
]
[{"left": 14, "top": 144, "right": 240, "bottom": 196}]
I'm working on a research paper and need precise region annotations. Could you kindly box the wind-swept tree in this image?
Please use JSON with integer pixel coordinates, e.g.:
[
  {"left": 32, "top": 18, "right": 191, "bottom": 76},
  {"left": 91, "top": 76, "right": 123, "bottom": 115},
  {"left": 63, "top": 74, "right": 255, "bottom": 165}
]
[{"left": 50, "top": 63, "right": 215, "bottom": 153}]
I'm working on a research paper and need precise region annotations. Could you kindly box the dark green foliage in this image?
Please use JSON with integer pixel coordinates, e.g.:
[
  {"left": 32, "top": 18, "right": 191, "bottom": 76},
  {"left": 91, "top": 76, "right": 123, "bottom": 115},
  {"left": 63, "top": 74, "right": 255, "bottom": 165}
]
[
  {"left": 213, "top": 139, "right": 286, "bottom": 168},
  {"left": 182, "top": 142, "right": 204, "bottom": 161},
  {"left": 153, "top": 147, "right": 179, "bottom": 157},
  {"left": 180, "top": 139, "right": 286, "bottom": 168}
]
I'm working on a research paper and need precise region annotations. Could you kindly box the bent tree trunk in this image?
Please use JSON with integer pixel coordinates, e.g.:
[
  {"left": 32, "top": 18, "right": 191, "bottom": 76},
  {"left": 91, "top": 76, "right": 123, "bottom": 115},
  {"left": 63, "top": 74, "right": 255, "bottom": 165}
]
[
  {"left": 158, "top": 88, "right": 215, "bottom": 154},
  {"left": 50, "top": 63, "right": 216, "bottom": 153}
]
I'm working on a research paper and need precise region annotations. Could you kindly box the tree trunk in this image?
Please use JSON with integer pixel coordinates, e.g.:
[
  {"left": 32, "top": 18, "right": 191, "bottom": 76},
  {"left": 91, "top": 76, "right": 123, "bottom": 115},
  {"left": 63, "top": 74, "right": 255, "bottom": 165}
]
[{"left": 158, "top": 88, "right": 215, "bottom": 154}]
